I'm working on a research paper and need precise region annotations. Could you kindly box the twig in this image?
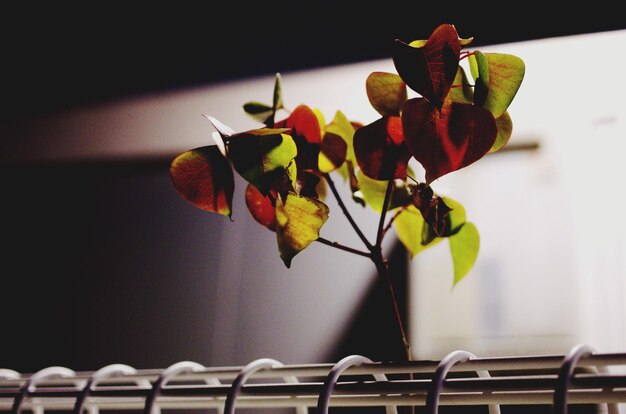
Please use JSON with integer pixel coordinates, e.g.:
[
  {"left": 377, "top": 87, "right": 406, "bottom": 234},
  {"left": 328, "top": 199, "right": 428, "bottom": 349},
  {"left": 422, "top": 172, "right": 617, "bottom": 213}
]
[
  {"left": 382, "top": 207, "right": 405, "bottom": 238},
  {"left": 324, "top": 173, "right": 373, "bottom": 250},
  {"left": 375, "top": 179, "right": 394, "bottom": 249},
  {"left": 316, "top": 237, "right": 371, "bottom": 258}
]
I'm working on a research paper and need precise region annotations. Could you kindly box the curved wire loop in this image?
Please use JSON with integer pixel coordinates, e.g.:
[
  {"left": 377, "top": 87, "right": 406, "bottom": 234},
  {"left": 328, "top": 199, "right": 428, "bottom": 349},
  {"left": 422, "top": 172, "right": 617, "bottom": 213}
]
[
  {"left": 317, "top": 354, "right": 397, "bottom": 414},
  {"left": 426, "top": 350, "right": 500, "bottom": 414},
  {"left": 224, "top": 358, "right": 284, "bottom": 414},
  {"left": 12, "top": 366, "right": 77, "bottom": 414},
  {"left": 143, "top": 361, "right": 205, "bottom": 414},
  {"left": 554, "top": 344, "right": 619, "bottom": 414},
  {"left": 0, "top": 369, "right": 20, "bottom": 381},
  {"left": 73, "top": 363, "right": 138, "bottom": 414}
]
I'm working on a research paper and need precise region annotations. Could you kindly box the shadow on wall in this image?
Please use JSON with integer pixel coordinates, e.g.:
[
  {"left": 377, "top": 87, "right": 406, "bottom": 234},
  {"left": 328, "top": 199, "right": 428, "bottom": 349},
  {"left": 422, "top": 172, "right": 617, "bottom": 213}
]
[{"left": 0, "top": 157, "right": 406, "bottom": 372}]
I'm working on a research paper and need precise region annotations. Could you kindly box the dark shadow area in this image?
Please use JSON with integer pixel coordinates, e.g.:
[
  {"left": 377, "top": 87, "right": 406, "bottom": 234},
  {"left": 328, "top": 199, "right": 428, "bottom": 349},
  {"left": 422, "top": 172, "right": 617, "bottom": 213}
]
[
  {"left": 2, "top": 4, "right": 625, "bottom": 122},
  {"left": 329, "top": 239, "right": 410, "bottom": 363}
]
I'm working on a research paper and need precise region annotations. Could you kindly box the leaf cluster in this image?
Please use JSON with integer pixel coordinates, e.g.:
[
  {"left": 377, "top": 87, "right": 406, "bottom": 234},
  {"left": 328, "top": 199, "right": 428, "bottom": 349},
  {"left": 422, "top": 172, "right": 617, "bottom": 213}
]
[{"left": 169, "top": 24, "right": 524, "bottom": 284}]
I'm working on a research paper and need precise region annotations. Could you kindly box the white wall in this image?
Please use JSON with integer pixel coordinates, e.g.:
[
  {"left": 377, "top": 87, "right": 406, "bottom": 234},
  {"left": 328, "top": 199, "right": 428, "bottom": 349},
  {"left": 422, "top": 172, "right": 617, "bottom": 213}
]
[{"left": 410, "top": 30, "right": 626, "bottom": 359}]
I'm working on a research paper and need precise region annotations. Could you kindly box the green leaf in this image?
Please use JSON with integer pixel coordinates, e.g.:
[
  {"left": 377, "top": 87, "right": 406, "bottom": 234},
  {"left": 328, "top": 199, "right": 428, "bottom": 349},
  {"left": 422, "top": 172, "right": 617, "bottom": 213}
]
[
  {"left": 273, "top": 73, "right": 284, "bottom": 111},
  {"left": 449, "top": 222, "right": 480, "bottom": 286},
  {"left": 448, "top": 66, "right": 474, "bottom": 104},
  {"left": 366, "top": 72, "right": 407, "bottom": 116},
  {"left": 442, "top": 196, "right": 466, "bottom": 234},
  {"left": 490, "top": 111, "right": 513, "bottom": 153},
  {"left": 471, "top": 52, "right": 525, "bottom": 118},
  {"left": 393, "top": 206, "right": 442, "bottom": 257},
  {"left": 169, "top": 146, "right": 234, "bottom": 217},
  {"left": 227, "top": 129, "right": 297, "bottom": 193},
  {"left": 243, "top": 102, "right": 274, "bottom": 124},
  {"left": 357, "top": 170, "right": 388, "bottom": 212},
  {"left": 275, "top": 192, "right": 329, "bottom": 268},
  {"left": 326, "top": 110, "right": 357, "bottom": 165},
  {"left": 356, "top": 170, "right": 412, "bottom": 212}
]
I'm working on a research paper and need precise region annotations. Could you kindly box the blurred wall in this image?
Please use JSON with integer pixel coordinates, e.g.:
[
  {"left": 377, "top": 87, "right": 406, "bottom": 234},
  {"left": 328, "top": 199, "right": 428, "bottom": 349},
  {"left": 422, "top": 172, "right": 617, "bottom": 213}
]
[{"left": 409, "top": 30, "right": 626, "bottom": 359}]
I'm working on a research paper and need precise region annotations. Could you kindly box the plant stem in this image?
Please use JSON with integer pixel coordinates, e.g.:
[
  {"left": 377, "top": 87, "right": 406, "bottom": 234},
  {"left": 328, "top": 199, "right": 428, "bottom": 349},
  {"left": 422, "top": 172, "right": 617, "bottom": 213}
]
[
  {"left": 374, "top": 179, "right": 413, "bottom": 361},
  {"left": 316, "top": 237, "right": 372, "bottom": 258},
  {"left": 376, "top": 180, "right": 394, "bottom": 249},
  {"left": 382, "top": 207, "right": 405, "bottom": 239},
  {"left": 324, "top": 173, "right": 373, "bottom": 250},
  {"left": 372, "top": 249, "right": 413, "bottom": 361},
  {"left": 324, "top": 174, "right": 412, "bottom": 362}
]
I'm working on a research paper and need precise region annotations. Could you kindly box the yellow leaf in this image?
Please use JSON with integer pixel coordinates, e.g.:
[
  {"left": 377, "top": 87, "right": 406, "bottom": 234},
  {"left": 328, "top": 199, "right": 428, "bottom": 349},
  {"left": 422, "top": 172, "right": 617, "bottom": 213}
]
[{"left": 275, "top": 192, "right": 329, "bottom": 267}]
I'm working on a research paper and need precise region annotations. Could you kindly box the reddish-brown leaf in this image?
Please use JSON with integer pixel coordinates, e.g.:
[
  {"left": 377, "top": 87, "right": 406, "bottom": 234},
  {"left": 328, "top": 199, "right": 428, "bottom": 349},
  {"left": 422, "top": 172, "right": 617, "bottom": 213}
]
[
  {"left": 392, "top": 24, "right": 461, "bottom": 109},
  {"left": 402, "top": 98, "right": 497, "bottom": 182},
  {"left": 275, "top": 104, "right": 322, "bottom": 172},
  {"left": 169, "top": 146, "right": 234, "bottom": 217},
  {"left": 319, "top": 132, "right": 347, "bottom": 172},
  {"left": 245, "top": 183, "right": 276, "bottom": 231},
  {"left": 353, "top": 116, "right": 411, "bottom": 180}
]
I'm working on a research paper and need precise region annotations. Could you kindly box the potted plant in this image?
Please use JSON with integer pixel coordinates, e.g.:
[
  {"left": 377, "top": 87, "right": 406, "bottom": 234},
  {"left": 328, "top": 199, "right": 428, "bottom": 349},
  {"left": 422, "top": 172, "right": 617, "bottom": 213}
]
[{"left": 168, "top": 23, "right": 525, "bottom": 362}]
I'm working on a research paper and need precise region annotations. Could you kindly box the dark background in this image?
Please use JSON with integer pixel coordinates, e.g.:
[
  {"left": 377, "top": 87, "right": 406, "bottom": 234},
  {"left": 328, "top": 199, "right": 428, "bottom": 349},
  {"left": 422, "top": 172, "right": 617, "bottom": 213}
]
[{"left": 2, "top": 4, "right": 625, "bottom": 124}]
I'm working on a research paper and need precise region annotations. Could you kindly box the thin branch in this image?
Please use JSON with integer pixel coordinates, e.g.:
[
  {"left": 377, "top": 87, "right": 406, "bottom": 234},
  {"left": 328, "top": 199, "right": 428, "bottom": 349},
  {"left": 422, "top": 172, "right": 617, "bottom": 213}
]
[
  {"left": 382, "top": 207, "right": 405, "bottom": 238},
  {"left": 316, "top": 237, "right": 371, "bottom": 258},
  {"left": 323, "top": 173, "right": 373, "bottom": 250},
  {"left": 375, "top": 179, "right": 394, "bottom": 249}
]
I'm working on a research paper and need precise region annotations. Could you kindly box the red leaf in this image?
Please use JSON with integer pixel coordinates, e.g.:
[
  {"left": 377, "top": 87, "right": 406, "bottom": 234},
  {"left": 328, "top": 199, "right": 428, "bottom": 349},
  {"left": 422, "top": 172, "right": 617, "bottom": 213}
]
[
  {"left": 275, "top": 104, "right": 322, "bottom": 172},
  {"left": 245, "top": 183, "right": 276, "bottom": 231},
  {"left": 392, "top": 24, "right": 461, "bottom": 109},
  {"left": 353, "top": 116, "right": 411, "bottom": 180},
  {"left": 169, "top": 146, "right": 234, "bottom": 217},
  {"left": 402, "top": 98, "right": 497, "bottom": 182}
]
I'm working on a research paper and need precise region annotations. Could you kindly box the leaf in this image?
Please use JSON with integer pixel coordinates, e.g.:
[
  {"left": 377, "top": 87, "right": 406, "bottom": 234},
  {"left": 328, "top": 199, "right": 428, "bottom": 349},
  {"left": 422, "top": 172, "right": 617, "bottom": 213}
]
[
  {"left": 470, "top": 50, "right": 490, "bottom": 107},
  {"left": 392, "top": 24, "right": 461, "bottom": 109},
  {"left": 242, "top": 73, "right": 284, "bottom": 126},
  {"left": 409, "top": 33, "right": 473, "bottom": 48},
  {"left": 275, "top": 104, "right": 322, "bottom": 144},
  {"left": 393, "top": 206, "right": 442, "bottom": 257},
  {"left": 448, "top": 66, "right": 474, "bottom": 104},
  {"left": 203, "top": 114, "right": 235, "bottom": 139},
  {"left": 273, "top": 73, "right": 284, "bottom": 112},
  {"left": 243, "top": 102, "right": 274, "bottom": 125},
  {"left": 356, "top": 170, "right": 388, "bottom": 212},
  {"left": 449, "top": 222, "right": 480, "bottom": 286},
  {"left": 319, "top": 132, "right": 347, "bottom": 173},
  {"left": 442, "top": 196, "right": 466, "bottom": 234},
  {"left": 275, "top": 104, "right": 323, "bottom": 172},
  {"left": 275, "top": 192, "right": 329, "bottom": 268},
  {"left": 490, "top": 111, "right": 513, "bottom": 153},
  {"left": 366, "top": 72, "right": 408, "bottom": 116},
  {"left": 356, "top": 170, "right": 412, "bottom": 213},
  {"left": 353, "top": 116, "right": 411, "bottom": 180},
  {"left": 402, "top": 98, "right": 497, "bottom": 183},
  {"left": 245, "top": 183, "right": 276, "bottom": 230},
  {"left": 169, "top": 146, "right": 234, "bottom": 217},
  {"left": 325, "top": 111, "right": 356, "bottom": 159},
  {"left": 227, "top": 129, "right": 297, "bottom": 193},
  {"left": 326, "top": 111, "right": 357, "bottom": 182},
  {"left": 471, "top": 52, "right": 525, "bottom": 118}
]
